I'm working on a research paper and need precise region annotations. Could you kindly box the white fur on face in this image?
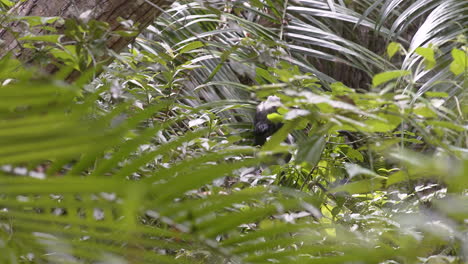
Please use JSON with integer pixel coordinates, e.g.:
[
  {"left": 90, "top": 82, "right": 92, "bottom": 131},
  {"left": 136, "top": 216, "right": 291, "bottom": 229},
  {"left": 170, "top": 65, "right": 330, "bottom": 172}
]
[{"left": 256, "top": 95, "right": 282, "bottom": 112}]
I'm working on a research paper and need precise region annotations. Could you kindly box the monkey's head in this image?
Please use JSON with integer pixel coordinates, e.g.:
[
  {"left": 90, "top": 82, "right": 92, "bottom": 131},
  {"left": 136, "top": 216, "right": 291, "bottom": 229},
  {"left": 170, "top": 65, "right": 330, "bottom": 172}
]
[{"left": 253, "top": 96, "right": 284, "bottom": 146}]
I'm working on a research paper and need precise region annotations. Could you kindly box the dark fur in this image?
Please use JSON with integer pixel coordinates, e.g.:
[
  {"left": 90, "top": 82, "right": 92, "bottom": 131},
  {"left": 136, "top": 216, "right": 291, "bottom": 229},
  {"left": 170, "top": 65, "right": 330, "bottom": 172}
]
[
  {"left": 253, "top": 96, "right": 283, "bottom": 146},
  {"left": 254, "top": 108, "right": 283, "bottom": 146}
]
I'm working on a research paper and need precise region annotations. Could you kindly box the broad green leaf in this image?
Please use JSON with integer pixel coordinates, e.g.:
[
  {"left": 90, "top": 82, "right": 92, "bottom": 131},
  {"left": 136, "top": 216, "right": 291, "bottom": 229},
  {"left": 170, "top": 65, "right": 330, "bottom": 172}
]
[
  {"left": 49, "top": 46, "right": 79, "bottom": 68},
  {"left": 296, "top": 135, "right": 326, "bottom": 166},
  {"left": 0, "top": 54, "right": 25, "bottom": 80},
  {"left": 413, "top": 105, "right": 437, "bottom": 118},
  {"left": 19, "top": 34, "right": 62, "bottom": 43},
  {"left": 18, "top": 16, "right": 62, "bottom": 27},
  {"left": 415, "top": 47, "right": 436, "bottom": 70},
  {"left": 372, "top": 70, "right": 411, "bottom": 87},
  {"left": 330, "top": 178, "right": 386, "bottom": 194},
  {"left": 364, "top": 107, "right": 402, "bottom": 132},
  {"left": 364, "top": 119, "right": 398, "bottom": 132},
  {"left": 267, "top": 112, "right": 283, "bottom": 123},
  {"left": 0, "top": 0, "right": 13, "bottom": 7},
  {"left": 426, "top": 120, "right": 465, "bottom": 132},
  {"left": 178, "top": 41, "right": 205, "bottom": 54},
  {"left": 345, "top": 147, "right": 364, "bottom": 162},
  {"left": 387, "top": 42, "right": 401, "bottom": 59},
  {"left": 330, "top": 82, "right": 355, "bottom": 95},
  {"left": 387, "top": 170, "right": 411, "bottom": 186},
  {"left": 450, "top": 48, "right": 467, "bottom": 76},
  {"left": 255, "top": 67, "right": 277, "bottom": 84},
  {"left": 425, "top": 91, "right": 449, "bottom": 98}
]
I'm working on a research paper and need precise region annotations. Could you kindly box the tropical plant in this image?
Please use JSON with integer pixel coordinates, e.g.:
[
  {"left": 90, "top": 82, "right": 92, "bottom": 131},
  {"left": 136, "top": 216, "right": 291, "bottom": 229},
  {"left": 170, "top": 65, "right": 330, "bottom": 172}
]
[{"left": 0, "top": 0, "right": 467, "bottom": 263}]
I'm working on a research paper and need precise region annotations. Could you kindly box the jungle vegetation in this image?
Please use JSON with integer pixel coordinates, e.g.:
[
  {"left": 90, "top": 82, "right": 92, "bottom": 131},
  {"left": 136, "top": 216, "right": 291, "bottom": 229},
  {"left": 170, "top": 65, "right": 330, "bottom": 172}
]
[{"left": 0, "top": 0, "right": 467, "bottom": 263}]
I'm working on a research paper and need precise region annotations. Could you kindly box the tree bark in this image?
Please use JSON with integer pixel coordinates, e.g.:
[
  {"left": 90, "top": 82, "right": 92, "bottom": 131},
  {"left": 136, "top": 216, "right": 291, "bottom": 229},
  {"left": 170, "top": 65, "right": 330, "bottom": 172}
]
[{"left": 0, "top": 0, "right": 174, "bottom": 62}]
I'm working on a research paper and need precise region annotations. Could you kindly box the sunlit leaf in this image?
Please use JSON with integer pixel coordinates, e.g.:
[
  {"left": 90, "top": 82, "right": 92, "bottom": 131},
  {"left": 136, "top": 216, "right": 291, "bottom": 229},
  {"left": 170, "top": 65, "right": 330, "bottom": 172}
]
[
  {"left": 415, "top": 47, "right": 436, "bottom": 70},
  {"left": 19, "top": 34, "right": 62, "bottom": 43},
  {"left": 372, "top": 70, "right": 411, "bottom": 87},
  {"left": 267, "top": 112, "right": 284, "bottom": 123},
  {"left": 387, "top": 42, "right": 401, "bottom": 59},
  {"left": 330, "top": 178, "right": 386, "bottom": 194},
  {"left": 178, "top": 41, "right": 205, "bottom": 54},
  {"left": 450, "top": 48, "right": 467, "bottom": 76}
]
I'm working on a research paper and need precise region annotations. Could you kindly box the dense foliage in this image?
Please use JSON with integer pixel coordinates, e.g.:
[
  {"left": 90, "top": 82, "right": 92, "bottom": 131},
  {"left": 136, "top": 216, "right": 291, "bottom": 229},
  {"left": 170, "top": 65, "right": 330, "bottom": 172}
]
[{"left": 0, "top": 0, "right": 467, "bottom": 263}]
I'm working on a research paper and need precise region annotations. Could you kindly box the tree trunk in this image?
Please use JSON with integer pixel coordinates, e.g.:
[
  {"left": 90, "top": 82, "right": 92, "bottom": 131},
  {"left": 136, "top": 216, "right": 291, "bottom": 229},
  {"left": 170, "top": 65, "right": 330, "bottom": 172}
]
[{"left": 0, "top": 0, "right": 174, "bottom": 64}]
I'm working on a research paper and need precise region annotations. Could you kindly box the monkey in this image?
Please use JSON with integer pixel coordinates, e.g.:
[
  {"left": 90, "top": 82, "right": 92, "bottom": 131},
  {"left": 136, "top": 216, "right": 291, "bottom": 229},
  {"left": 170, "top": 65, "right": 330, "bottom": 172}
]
[{"left": 253, "top": 95, "right": 284, "bottom": 146}]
